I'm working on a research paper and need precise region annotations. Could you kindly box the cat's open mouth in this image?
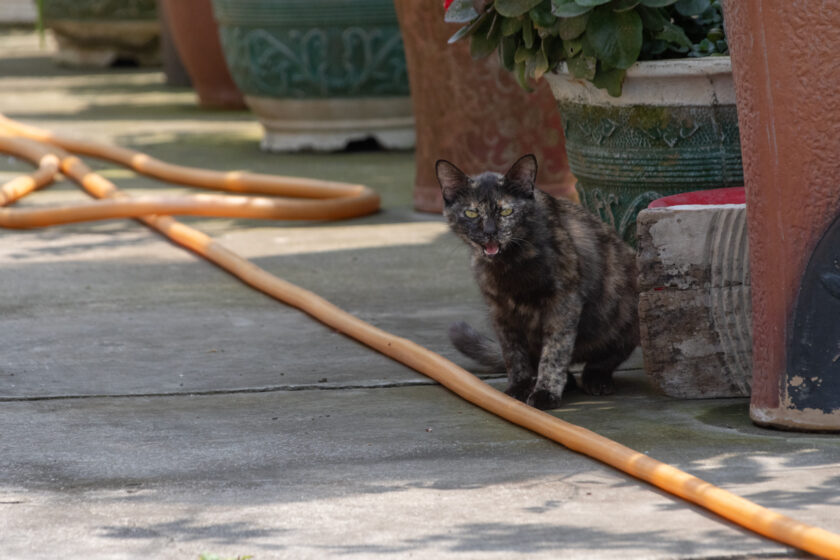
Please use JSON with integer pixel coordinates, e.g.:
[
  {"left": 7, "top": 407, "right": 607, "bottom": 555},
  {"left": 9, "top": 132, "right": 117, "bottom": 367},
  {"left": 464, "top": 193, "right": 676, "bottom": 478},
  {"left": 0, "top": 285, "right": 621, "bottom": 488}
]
[{"left": 483, "top": 241, "right": 500, "bottom": 256}]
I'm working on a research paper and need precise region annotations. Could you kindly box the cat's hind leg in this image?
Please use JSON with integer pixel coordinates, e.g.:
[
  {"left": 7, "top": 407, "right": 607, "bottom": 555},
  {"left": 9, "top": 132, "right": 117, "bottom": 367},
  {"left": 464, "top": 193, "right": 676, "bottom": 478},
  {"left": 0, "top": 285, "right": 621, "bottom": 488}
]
[
  {"left": 580, "top": 343, "right": 635, "bottom": 396},
  {"left": 496, "top": 332, "right": 536, "bottom": 402}
]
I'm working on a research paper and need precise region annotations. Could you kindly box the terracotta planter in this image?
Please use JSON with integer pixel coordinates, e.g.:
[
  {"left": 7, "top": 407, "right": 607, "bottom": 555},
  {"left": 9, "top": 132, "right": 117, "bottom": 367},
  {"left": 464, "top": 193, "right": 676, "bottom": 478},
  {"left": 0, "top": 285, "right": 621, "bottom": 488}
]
[
  {"left": 156, "top": 0, "right": 191, "bottom": 87},
  {"left": 545, "top": 58, "right": 743, "bottom": 246},
  {"left": 724, "top": 1, "right": 840, "bottom": 431},
  {"left": 160, "top": 0, "right": 245, "bottom": 109},
  {"left": 42, "top": 0, "right": 161, "bottom": 67},
  {"left": 211, "top": 0, "right": 414, "bottom": 151},
  {"left": 394, "top": 0, "right": 576, "bottom": 213}
]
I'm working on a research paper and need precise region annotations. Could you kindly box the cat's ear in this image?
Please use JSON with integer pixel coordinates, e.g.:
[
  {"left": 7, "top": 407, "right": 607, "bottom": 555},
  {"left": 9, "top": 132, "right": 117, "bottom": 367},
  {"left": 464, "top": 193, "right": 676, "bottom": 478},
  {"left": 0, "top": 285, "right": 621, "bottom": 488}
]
[
  {"left": 436, "top": 160, "right": 468, "bottom": 204},
  {"left": 504, "top": 154, "right": 538, "bottom": 196}
]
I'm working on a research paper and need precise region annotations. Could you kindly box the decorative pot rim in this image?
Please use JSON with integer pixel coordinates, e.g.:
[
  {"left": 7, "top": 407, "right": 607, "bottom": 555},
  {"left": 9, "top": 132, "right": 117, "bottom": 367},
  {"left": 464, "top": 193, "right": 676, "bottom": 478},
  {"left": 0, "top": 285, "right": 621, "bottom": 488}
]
[
  {"left": 546, "top": 56, "right": 734, "bottom": 108},
  {"left": 610, "top": 56, "right": 730, "bottom": 79},
  {"left": 211, "top": 0, "right": 398, "bottom": 26}
]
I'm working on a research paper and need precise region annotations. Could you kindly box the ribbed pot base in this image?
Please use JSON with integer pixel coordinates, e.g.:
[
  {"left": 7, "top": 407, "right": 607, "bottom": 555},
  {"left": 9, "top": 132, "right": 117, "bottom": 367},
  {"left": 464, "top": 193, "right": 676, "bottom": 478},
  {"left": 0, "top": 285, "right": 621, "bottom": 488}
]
[
  {"left": 245, "top": 95, "right": 415, "bottom": 152},
  {"left": 50, "top": 20, "right": 161, "bottom": 67}
]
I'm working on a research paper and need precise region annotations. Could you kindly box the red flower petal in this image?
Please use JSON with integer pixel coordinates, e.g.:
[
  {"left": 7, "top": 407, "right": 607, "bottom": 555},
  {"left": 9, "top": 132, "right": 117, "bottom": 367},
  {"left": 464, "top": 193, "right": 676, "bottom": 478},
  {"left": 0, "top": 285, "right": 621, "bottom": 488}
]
[{"left": 444, "top": 0, "right": 454, "bottom": 9}]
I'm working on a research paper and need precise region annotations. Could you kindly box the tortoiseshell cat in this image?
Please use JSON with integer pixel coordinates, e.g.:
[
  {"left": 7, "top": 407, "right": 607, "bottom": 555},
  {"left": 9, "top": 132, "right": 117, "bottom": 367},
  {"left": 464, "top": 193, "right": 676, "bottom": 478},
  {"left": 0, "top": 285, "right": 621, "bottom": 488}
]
[{"left": 436, "top": 154, "right": 639, "bottom": 410}]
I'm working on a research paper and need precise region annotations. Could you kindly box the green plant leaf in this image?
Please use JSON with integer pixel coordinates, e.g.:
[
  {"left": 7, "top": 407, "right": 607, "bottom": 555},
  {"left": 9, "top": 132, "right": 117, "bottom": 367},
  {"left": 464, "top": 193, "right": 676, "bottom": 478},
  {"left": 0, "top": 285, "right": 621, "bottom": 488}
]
[
  {"left": 500, "top": 35, "right": 517, "bottom": 70},
  {"left": 35, "top": 0, "right": 46, "bottom": 47},
  {"left": 514, "top": 44, "right": 533, "bottom": 63},
  {"left": 674, "top": 0, "right": 710, "bottom": 16},
  {"left": 611, "top": 0, "right": 640, "bottom": 11},
  {"left": 447, "top": 10, "right": 492, "bottom": 44},
  {"left": 585, "top": 4, "right": 642, "bottom": 69},
  {"left": 501, "top": 15, "right": 523, "bottom": 36},
  {"left": 553, "top": 12, "right": 589, "bottom": 39},
  {"left": 444, "top": 0, "right": 480, "bottom": 23},
  {"left": 533, "top": 47, "right": 550, "bottom": 79},
  {"left": 694, "top": 37, "right": 714, "bottom": 54},
  {"left": 638, "top": 0, "right": 677, "bottom": 6},
  {"left": 656, "top": 19, "right": 692, "bottom": 48},
  {"left": 592, "top": 65, "right": 626, "bottom": 96},
  {"left": 541, "top": 35, "right": 565, "bottom": 65},
  {"left": 706, "top": 26, "right": 724, "bottom": 41},
  {"left": 515, "top": 59, "right": 535, "bottom": 90},
  {"left": 469, "top": 13, "right": 501, "bottom": 58},
  {"left": 529, "top": 1, "right": 556, "bottom": 27},
  {"left": 550, "top": 0, "right": 592, "bottom": 17},
  {"left": 637, "top": 5, "right": 667, "bottom": 31},
  {"left": 522, "top": 17, "right": 535, "bottom": 47},
  {"left": 643, "top": 38, "right": 669, "bottom": 56},
  {"left": 487, "top": 10, "right": 502, "bottom": 38},
  {"left": 495, "top": 0, "right": 544, "bottom": 17},
  {"left": 567, "top": 53, "right": 597, "bottom": 79},
  {"left": 580, "top": 30, "right": 597, "bottom": 59},
  {"left": 470, "top": 33, "right": 499, "bottom": 58},
  {"left": 563, "top": 38, "right": 583, "bottom": 58},
  {"left": 575, "top": 0, "right": 611, "bottom": 5},
  {"left": 447, "top": 25, "right": 474, "bottom": 44}
]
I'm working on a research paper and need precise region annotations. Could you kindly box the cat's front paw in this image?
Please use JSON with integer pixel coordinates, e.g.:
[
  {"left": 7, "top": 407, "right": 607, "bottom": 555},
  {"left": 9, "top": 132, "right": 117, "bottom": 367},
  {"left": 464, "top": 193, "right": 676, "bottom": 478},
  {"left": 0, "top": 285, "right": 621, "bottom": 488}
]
[
  {"left": 526, "top": 388, "right": 563, "bottom": 410},
  {"left": 504, "top": 381, "right": 533, "bottom": 402}
]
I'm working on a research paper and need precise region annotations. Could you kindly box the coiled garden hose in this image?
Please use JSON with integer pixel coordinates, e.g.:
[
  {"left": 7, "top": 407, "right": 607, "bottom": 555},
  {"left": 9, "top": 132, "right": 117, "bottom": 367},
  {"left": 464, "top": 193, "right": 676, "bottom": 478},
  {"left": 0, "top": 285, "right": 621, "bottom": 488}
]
[{"left": 1, "top": 114, "right": 839, "bottom": 559}]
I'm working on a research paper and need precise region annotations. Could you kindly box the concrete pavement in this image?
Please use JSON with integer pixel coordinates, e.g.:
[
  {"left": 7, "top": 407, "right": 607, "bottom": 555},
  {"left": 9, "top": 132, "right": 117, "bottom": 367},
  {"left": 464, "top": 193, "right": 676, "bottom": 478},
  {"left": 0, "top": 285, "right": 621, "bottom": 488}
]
[{"left": 1, "top": 28, "right": 839, "bottom": 559}]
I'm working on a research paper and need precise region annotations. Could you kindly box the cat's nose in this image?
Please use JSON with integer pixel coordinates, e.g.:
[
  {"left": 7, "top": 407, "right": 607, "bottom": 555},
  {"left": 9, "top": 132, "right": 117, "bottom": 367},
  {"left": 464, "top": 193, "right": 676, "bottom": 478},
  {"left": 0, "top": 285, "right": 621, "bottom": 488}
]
[{"left": 483, "top": 219, "right": 497, "bottom": 235}]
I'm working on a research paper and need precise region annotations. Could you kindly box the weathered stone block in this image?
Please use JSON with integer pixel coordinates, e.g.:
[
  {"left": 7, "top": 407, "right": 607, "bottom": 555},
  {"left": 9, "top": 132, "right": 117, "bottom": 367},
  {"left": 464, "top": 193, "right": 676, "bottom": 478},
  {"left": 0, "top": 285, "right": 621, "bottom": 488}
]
[{"left": 637, "top": 204, "right": 752, "bottom": 398}]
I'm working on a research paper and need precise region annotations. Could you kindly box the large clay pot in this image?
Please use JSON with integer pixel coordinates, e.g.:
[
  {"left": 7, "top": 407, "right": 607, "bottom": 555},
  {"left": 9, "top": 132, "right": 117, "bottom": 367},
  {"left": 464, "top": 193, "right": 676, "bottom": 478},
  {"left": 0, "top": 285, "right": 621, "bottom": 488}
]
[
  {"left": 394, "top": 0, "right": 577, "bottom": 213},
  {"left": 545, "top": 58, "right": 743, "bottom": 246},
  {"left": 724, "top": 1, "right": 840, "bottom": 431},
  {"left": 160, "top": 0, "right": 245, "bottom": 109},
  {"left": 156, "top": 0, "right": 190, "bottom": 87},
  {"left": 41, "top": 0, "right": 161, "bottom": 67},
  {"left": 211, "top": 0, "right": 414, "bottom": 151}
]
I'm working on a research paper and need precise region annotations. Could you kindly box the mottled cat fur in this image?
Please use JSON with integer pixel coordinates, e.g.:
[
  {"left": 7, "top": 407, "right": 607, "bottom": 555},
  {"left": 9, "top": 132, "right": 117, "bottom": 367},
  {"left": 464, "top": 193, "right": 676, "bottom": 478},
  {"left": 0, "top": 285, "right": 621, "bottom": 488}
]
[{"left": 436, "top": 154, "right": 639, "bottom": 410}]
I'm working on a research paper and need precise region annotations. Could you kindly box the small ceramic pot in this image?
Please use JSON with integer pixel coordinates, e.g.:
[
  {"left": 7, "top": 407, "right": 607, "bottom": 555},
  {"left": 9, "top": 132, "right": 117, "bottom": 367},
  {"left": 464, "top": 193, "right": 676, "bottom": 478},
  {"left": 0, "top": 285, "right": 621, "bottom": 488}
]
[{"left": 42, "top": 0, "right": 161, "bottom": 67}]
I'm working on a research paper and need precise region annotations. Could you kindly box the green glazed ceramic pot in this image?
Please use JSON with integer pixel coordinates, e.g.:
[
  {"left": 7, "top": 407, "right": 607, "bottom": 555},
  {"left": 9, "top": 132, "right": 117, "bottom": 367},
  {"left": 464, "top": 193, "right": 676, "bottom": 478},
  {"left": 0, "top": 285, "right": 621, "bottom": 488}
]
[
  {"left": 545, "top": 57, "right": 743, "bottom": 246},
  {"left": 211, "top": 0, "right": 414, "bottom": 151},
  {"left": 42, "top": 0, "right": 160, "bottom": 66}
]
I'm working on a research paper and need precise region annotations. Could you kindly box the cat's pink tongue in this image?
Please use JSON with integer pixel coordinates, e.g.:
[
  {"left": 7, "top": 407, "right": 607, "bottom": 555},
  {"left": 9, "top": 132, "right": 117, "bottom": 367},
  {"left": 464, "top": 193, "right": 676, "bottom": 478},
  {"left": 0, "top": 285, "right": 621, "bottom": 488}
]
[{"left": 484, "top": 242, "right": 500, "bottom": 256}]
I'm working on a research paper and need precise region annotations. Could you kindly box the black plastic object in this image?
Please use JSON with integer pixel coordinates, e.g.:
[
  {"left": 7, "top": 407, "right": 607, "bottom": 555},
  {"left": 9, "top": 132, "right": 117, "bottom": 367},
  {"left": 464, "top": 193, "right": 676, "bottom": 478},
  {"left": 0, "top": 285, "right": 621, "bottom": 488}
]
[{"left": 787, "top": 211, "right": 840, "bottom": 414}]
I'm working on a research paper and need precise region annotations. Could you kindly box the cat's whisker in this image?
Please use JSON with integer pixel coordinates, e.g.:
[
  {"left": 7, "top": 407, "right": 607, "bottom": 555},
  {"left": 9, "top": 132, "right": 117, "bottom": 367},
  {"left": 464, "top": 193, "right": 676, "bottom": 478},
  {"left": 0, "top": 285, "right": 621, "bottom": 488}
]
[{"left": 507, "top": 236, "right": 536, "bottom": 250}]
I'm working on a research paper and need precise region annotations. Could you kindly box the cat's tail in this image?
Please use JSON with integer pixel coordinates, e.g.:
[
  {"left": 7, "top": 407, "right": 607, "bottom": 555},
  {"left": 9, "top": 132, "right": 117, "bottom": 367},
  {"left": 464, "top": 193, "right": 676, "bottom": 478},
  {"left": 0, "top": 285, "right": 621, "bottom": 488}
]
[{"left": 448, "top": 321, "right": 506, "bottom": 371}]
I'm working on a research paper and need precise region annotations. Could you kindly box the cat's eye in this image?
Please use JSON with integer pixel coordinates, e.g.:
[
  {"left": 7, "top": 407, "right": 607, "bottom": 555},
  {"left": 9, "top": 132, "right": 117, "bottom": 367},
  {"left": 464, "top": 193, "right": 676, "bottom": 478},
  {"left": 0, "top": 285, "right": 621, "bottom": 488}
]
[
  {"left": 499, "top": 207, "right": 513, "bottom": 217},
  {"left": 464, "top": 209, "right": 479, "bottom": 219}
]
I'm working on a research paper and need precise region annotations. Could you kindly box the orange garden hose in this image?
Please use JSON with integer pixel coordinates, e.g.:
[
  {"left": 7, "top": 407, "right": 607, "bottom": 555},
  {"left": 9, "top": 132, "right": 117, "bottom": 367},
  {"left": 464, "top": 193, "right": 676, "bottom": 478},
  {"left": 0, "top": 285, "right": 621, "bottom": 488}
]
[{"left": 1, "top": 114, "right": 839, "bottom": 559}]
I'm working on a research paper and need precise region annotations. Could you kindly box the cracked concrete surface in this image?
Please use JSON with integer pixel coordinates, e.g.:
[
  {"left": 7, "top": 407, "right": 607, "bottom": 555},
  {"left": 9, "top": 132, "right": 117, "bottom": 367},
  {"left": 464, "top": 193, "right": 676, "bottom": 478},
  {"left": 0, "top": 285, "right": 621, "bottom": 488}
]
[{"left": 1, "top": 28, "right": 838, "bottom": 559}]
